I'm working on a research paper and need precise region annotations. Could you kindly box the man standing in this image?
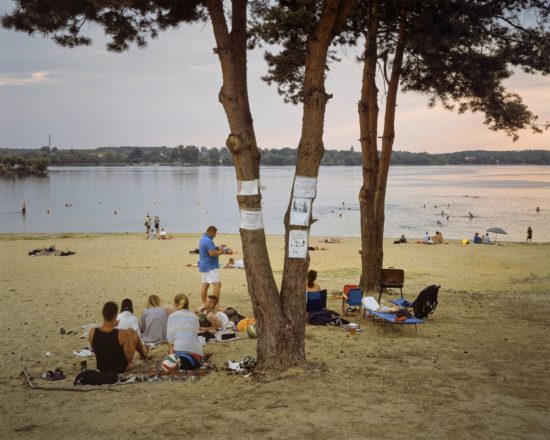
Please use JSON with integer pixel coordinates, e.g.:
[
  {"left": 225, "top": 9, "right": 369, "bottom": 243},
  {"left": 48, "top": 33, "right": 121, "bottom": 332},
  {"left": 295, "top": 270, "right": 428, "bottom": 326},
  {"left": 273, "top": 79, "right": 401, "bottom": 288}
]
[{"left": 198, "top": 226, "right": 232, "bottom": 304}]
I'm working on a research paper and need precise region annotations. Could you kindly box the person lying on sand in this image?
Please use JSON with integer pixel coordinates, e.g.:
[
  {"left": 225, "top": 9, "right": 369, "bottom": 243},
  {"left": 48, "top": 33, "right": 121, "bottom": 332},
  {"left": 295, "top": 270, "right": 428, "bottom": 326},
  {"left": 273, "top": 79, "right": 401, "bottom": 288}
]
[
  {"left": 89, "top": 301, "right": 148, "bottom": 373},
  {"left": 28, "top": 245, "right": 56, "bottom": 256},
  {"left": 223, "top": 258, "right": 245, "bottom": 268},
  {"left": 321, "top": 238, "right": 340, "bottom": 244}
]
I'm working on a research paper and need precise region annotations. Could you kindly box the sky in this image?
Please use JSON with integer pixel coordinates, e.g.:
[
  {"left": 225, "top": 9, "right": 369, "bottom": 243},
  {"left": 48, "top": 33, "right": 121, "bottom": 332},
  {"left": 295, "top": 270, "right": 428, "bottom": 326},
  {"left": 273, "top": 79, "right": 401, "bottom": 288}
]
[{"left": 0, "top": 1, "right": 549, "bottom": 153}]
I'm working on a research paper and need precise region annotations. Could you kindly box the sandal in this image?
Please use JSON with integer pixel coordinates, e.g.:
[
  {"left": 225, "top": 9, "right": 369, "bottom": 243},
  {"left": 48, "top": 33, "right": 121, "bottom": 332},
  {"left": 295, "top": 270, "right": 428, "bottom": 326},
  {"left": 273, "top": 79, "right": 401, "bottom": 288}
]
[{"left": 42, "top": 368, "right": 65, "bottom": 381}]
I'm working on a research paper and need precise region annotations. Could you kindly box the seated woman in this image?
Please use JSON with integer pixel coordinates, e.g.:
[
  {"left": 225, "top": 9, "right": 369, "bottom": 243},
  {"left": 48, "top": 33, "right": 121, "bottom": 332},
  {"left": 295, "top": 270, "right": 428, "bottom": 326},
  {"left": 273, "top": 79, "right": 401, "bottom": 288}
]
[
  {"left": 89, "top": 301, "right": 148, "bottom": 373},
  {"left": 306, "top": 270, "right": 321, "bottom": 292},
  {"left": 167, "top": 294, "right": 203, "bottom": 370},
  {"left": 431, "top": 231, "right": 444, "bottom": 244},
  {"left": 116, "top": 298, "right": 141, "bottom": 337},
  {"left": 140, "top": 294, "right": 168, "bottom": 344}
]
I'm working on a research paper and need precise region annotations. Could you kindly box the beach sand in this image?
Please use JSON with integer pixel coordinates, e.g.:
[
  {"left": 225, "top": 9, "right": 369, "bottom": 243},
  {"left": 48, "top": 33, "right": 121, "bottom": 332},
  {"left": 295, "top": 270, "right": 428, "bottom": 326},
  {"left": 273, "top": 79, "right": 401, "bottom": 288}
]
[{"left": 1, "top": 233, "right": 549, "bottom": 439}]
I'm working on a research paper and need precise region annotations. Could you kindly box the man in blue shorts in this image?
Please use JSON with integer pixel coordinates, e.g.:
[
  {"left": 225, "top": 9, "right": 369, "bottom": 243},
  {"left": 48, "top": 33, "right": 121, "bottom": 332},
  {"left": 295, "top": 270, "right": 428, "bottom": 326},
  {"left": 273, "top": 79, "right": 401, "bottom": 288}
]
[{"left": 199, "top": 226, "right": 232, "bottom": 304}]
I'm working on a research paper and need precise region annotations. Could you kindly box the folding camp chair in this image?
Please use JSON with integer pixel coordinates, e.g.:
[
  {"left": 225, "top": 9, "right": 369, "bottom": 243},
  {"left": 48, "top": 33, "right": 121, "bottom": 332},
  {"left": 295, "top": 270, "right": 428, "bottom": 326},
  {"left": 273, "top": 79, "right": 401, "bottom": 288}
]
[
  {"left": 306, "top": 290, "right": 327, "bottom": 314},
  {"left": 342, "top": 288, "right": 363, "bottom": 316},
  {"left": 379, "top": 268, "right": 405, "bottom": 303},
  {"left": 362, "top": 296, "right": 423, "bottom": 332}
]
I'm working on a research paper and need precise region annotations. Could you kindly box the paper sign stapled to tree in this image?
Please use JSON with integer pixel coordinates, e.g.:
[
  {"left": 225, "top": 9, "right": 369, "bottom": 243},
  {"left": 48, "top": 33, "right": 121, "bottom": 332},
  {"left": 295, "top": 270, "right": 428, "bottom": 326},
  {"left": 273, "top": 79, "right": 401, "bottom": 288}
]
[
  {"left": 240, "top": 209, "right": 264, "bottom": 230},
  {"left": 293, "top": 176, "right": 317, "bottom": 199},
  {"left": 237, "top": 179, "right": 259, "bottom": 196},
  {"left": 289, "top": 197, "right": 311, "bottom": 226},
  {"left": 289, "top": 229, "right": 308, "bottom": 259}
]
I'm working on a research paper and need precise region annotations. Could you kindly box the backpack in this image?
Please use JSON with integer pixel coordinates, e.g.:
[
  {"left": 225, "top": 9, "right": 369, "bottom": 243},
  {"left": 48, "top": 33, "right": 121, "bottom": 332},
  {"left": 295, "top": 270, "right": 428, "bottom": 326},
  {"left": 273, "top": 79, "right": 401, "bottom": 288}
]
[
  {"left": 74, "top": 369, "right": 118, "bottom": 386},
  {"left": 308, "top": 310, "right": 333, "bottom": 326},
  {"left": 412, "top": 285, "right": 440, "bottom": 319}
]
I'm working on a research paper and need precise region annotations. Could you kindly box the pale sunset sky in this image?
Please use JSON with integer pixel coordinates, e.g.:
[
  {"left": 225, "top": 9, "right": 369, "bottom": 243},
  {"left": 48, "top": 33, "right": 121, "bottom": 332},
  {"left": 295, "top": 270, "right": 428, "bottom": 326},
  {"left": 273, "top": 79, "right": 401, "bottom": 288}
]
[{"left": 0, "top": 0, "right": 549, "bottom": 153}]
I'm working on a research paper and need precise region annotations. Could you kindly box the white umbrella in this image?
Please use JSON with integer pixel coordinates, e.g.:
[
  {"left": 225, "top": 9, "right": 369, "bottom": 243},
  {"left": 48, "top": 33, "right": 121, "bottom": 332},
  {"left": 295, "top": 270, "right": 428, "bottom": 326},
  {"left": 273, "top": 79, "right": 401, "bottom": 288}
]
[{"left": 486, "top": 227, "right": 508, "bottom": 242}]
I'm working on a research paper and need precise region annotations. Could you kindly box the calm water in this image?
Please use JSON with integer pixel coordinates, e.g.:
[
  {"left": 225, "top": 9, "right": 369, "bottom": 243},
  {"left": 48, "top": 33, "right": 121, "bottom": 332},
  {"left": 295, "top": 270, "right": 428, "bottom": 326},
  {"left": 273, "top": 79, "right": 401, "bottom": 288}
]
[{"left": 1, "top": 165, "right": 549, "bottom": 242}]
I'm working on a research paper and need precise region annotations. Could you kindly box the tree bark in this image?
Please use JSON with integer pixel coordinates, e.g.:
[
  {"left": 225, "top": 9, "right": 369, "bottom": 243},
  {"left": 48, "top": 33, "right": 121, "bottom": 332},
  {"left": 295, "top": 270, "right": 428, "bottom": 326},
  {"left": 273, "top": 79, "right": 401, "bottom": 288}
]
[
  {"left": 359, "top": 1, "right": 381, "bottom": 292},
  {"left": 359, "top": 4, "right": 408, "bottom": 292},
  {"left": 207, "top": 0, "right": 288, "bottom": 368},
  {"left": 207, "top": 0, "right": 355, "bottom": 369},
  {"left": 279, "top": 0, "right": 357, "bottom": 365}
]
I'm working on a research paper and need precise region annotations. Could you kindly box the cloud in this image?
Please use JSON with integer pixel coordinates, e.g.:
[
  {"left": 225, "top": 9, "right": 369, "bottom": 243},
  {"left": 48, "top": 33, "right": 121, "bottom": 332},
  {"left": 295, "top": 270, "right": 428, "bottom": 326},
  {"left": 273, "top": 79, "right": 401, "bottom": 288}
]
[{"left": 0, "top": 70, "right": 49, "bottom": 86}]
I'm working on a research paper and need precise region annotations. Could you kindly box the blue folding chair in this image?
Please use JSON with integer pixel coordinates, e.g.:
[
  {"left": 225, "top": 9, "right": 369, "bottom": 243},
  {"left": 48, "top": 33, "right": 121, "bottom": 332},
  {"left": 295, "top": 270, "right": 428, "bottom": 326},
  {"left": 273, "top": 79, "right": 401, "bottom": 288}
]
[
  {"left": 342, "top": 288, "right": 363, "bottom": 316},
  {"left": 306, "top": 290, "right": 327, "bottom": 314}
]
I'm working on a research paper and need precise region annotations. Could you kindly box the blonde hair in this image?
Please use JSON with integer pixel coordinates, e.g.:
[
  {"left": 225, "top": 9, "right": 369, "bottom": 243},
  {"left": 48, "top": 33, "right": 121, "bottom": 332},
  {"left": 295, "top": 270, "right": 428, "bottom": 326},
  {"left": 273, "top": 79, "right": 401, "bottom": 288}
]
[
  {"left": 174, "top": 293, "right": 189, "bottom": 310},
  {"left": 147, "top": 294, "right": 161, "bottom": 308}
]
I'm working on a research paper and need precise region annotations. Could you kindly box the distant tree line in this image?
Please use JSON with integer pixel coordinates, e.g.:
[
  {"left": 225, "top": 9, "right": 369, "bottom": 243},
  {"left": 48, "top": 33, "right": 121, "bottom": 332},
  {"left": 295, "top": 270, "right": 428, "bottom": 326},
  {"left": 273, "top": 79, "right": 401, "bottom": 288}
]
[
  {"left": 1, "top": 146, "right": 549, "bottom": 169},
  {"left": 0, "top": 153, "right": 48, "bottom": 176}
]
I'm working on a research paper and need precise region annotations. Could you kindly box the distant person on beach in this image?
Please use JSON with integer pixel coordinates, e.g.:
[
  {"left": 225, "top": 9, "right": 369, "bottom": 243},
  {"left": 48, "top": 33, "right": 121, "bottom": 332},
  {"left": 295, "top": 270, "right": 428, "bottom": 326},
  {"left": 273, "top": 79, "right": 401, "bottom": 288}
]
[
  {"left": 140, "top": 295, "right": 168, "bottom": 344},
  {"left": 306, "top": 270, "right": 321, "bottom": 292},
  {"left": 224, "top": 257, "right": 244, "bottom": 269},
  {"left": 482, "top": 233, "right": 491, "bottom": 244},
  {"left": 432, "top": 231, "right": 444, "bottom": 244},
  {"left": 469, "top": 211, "right": 474, "bottom": 219},
  {"left": 536, "top": 206, "right": 540, "bottom": 213},
  {"left": 198, "top": 226, "right": 232, "bottom": 304},
  {"left": 21, "top": 202, "right": 26, "bottom": 215},
  {"left": 167, "top": 294, "right": 203, "bottom": 370},
  {"left": 144, "top": 213, "right": 151, "bottom": 235},
  {"left": 160, "top": 228, "right": 167, "bottom": 239},
  {"left": 149, "top": 228, "right": 157, "bottom": 240},
  {"left": 423, "top": 232, "right": 431, "bottom": 244},
  {"left": 473, "top": 232, "right": 481, "bottom": 244},
  {"left": 399, "top": 234, "right": 407, "bottom": 243},
  {"left": 89, "top": 301, "right": 148, "bottom": 373},
  {"left": 527, "top": 226, "right": 533, "bottom": 243},
  {"left": 116, "top": 298, "right": 141, "bottom": 337},
  {"left": 154, "top": 216, "right": 160, "bottom": 234}
]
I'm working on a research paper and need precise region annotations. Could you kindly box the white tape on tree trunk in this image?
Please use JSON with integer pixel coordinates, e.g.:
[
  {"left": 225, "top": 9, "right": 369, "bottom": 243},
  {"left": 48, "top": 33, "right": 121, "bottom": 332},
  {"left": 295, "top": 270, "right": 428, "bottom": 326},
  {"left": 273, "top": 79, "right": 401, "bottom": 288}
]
[
  {"left": 237, "top": 179, "right": 259, "bottom": 196},
  {"left": 240, "top": 209, "right": 264, "bottom": 230}
]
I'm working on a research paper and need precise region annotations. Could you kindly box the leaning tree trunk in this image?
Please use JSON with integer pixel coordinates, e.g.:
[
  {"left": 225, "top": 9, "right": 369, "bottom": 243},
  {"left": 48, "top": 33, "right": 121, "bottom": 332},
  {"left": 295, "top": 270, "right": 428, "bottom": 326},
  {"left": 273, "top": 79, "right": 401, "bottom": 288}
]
[
  {"left": 208, "top": 0, "right": 355, "bottom": 369},
  {"left": 278, "top": 0, "right": 357, "bottom": 366},
  {"left": 358, "top": 1, "right": 382, "bottom": 292},
  {"left": 359, "top": 4, "right": 407, "bottom": 293},
  {"left": 207, "top": 0, "right": 288, "bottom": 369}
]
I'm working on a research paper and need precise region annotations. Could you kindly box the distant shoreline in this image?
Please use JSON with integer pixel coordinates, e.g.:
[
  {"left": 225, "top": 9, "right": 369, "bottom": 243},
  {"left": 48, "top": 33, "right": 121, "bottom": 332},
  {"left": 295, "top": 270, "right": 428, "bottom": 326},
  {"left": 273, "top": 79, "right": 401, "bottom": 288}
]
[{"left": 2, "top": 147, "right": 550, "bottom": 167}]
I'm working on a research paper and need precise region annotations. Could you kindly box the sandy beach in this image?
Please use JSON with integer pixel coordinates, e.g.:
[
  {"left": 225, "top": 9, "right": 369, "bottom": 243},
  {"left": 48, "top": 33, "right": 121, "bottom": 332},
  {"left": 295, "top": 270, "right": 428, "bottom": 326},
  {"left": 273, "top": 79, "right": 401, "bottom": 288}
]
[{"left": 0, "top": 233, "right": 549, "bottom": 439}]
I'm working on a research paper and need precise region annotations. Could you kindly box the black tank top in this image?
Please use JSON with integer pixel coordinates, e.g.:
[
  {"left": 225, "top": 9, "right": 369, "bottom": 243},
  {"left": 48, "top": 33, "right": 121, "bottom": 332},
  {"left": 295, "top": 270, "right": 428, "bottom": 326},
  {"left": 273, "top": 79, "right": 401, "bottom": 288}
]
[{"left": 92, "top": 328, "right": 128, "bottom": 373}]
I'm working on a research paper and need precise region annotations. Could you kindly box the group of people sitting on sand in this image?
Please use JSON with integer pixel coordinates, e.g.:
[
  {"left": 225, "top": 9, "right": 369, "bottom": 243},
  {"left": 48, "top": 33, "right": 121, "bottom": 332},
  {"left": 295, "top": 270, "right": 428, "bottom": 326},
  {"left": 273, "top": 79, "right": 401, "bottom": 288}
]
[
  {"left": 420, "top": 231, "right": 444, "bottom": 244},
  {"left": 89, "top": 293, "right": 248, "bottom": 374},
  {"left": 473, "top": 232, "right": 492, "bottom": 244}
]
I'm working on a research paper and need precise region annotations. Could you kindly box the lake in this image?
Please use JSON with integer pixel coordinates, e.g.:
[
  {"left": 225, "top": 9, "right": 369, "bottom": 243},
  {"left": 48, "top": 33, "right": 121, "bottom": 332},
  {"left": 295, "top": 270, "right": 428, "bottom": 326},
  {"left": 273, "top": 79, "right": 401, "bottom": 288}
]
[{"left": 1, "top": 165, "right": 549, "bottom": 242}]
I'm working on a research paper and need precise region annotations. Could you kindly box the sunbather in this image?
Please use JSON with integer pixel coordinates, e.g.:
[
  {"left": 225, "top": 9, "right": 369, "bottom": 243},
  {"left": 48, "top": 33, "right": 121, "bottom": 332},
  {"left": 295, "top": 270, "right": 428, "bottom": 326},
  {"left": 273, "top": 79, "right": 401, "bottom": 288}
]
[
  {"left": 167, "top": 294, "right": 203, "bottom": 370},
  {"left": 306, "top": 270, "right": 321, "bottom": 292},
  {"left": 89, "top": 301, "right": 148, "bottom": 373},
  {"left": 140, "top": 294, "right": 168, "bottom": 344}
]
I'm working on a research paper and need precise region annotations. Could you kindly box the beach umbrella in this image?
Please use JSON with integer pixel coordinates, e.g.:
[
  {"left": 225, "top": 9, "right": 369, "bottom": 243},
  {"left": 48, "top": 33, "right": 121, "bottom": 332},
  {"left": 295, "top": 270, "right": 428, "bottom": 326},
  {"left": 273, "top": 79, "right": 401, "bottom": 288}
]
[{"left": 486, "top": 227, "right": 507, "bottom": 242}]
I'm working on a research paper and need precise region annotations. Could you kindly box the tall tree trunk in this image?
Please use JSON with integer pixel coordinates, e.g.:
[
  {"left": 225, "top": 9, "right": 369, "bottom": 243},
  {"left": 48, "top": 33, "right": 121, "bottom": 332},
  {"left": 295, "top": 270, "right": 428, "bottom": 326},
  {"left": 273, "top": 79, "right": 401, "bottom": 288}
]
[
  {"left": 207, "top": 0, "right": 287, "bottom": 368},
  {"left": 359, "top": 4, "right": 408, "bottom": 292},
  {"left": 208, "top": 0, "right": 354, "bottom": 369},
  {"left": 279, "top": 0, "right": 357, "bottom": 365},
  {"left": 359, "top": 1, "right": 381, "bottom": 292}
]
